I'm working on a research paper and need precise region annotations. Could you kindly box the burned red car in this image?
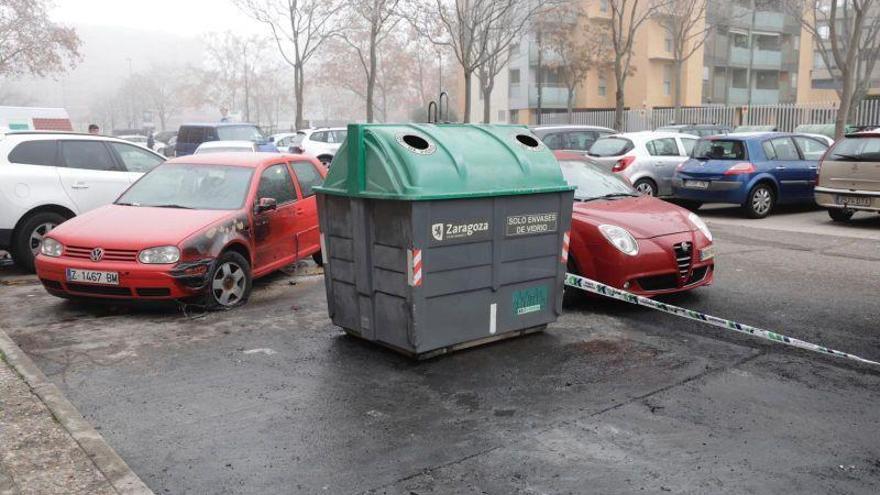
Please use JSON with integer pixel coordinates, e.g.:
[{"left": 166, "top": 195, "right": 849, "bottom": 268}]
[
  {"left": 557, "top": 152, "right": 715, "bottom": 297},
  {"left": 35, "top": 153, "right": 325, "bottom": 308}
]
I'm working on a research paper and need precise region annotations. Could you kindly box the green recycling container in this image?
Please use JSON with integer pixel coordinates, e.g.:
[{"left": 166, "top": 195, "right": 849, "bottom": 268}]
[{"left": 315, "top": 123, "right": 575, "bottom": 358}]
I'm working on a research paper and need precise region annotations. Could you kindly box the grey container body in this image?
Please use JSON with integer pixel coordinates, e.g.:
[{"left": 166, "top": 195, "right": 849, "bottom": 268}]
[{"left": 318, "top": 191, "right": 574, "bottom": 357}]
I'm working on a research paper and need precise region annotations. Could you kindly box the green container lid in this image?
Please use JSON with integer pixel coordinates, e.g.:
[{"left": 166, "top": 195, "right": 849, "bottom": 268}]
[{"left": 314, "top": 123, "right": 574, "bottom": 200}]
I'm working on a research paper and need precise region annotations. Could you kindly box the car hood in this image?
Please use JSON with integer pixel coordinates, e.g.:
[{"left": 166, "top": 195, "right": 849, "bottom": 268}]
[
  {"left": 572, "top": 196, "right": 695, "bottom": 239},
  {"left": 49, "top": 205, "right": 236, "bottom": 248}
]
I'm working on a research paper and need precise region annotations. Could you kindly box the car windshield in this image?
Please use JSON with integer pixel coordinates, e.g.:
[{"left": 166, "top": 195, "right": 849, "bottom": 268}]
[
  {"left": 692, "top": 139, "right": 747, "bottom": 160},
  {"left": 828, "top": 136, "right": 880, "bottom": 161},
  {"left": 217, "top": 125, "right": 266, "bottom": 142},
  {"left": 116, "top": 163, "right": 254, "bottom": 210},
  {"left": 588, "top": 137, "right": 634, "bottom": 157},
  {"left": 559, "top": 159, "right": 636, "bottom": 200}
]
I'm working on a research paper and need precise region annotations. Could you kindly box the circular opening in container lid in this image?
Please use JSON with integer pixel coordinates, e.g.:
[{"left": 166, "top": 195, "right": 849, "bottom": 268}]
[
  {"left": 514, "top": 133, "right": 543, "bottom": 151},
  {"left": 396, "top": 133, "right": 436, "bottom": 155}
]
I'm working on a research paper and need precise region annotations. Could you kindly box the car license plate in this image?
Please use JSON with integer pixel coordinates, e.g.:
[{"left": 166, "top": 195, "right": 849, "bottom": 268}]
[
  {"left": 835, "top": 195, "right": 872, "bottom": 207},
  {"left": 65, "top": 268, "right": 119, "bottom": 285},
  {"left": 684, "top": 180, "right": 709, "bottom": 189}
]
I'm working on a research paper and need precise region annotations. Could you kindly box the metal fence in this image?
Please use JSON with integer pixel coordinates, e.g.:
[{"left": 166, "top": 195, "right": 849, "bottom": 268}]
[{"left": 540, "top": 100, "right": 880, "bottom": 132}]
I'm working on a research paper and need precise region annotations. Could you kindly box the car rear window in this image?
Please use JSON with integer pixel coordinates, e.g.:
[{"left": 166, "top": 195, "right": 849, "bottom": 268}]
[
  {"left": 828, "top": 136, "right": 880, "bottom": 161},
  {"left": 692, "top": 139, "right": 747, "bottom": 160},
  {"left": 588, "top": 137, "right": 634, "bottom": 157},
  {"left": 9, "top": 140, "right": 58, "bottom": 166}
]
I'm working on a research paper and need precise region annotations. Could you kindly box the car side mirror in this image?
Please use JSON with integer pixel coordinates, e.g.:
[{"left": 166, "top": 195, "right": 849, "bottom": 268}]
[{"left": 255, "top": 197, "right": 277, "bottom": 213}]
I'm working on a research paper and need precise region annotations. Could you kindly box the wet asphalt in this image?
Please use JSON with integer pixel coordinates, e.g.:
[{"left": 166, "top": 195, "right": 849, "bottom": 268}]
[{"left": 0, "top": 207, "right": 879, "bottom": 494}]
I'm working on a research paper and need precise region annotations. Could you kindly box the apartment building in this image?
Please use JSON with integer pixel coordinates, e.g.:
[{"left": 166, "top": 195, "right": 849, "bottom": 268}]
[
  {"left": 464, "top": 0, "right": 703, "bottom": 124},
  {"left": 701, "top": 0, "right": 801, "bottom": 105}
]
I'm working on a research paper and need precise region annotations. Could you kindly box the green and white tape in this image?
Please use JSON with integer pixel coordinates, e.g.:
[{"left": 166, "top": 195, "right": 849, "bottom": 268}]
[{"left": 564, "top": 272, "right": 880, "bottom": 368}]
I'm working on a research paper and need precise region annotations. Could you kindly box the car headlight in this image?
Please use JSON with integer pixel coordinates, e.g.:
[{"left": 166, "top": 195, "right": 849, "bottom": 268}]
[
  {"left": 598, "top": 224, "right": 639, "bottom": 256},
  {"left": 688, "top": 213, "right": 713, "bottom": 241},
  {"left": 138, "top": 246, "right": 180, "bottom": 264},
  {"left": 40, "top": 238, "right": 63, "bottom": 257}
]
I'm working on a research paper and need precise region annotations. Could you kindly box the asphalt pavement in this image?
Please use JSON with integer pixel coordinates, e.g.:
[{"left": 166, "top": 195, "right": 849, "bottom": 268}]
[{"left": 0, "top": 205, "right": 878, "bottom": 494}]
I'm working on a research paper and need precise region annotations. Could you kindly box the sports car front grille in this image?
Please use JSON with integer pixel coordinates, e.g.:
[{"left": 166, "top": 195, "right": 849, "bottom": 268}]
[
  {"left": 673, "top": 242, "right": 693, "bottom": 278},
  {"left": 65, "top": 245, "right": 138, "bottom": 262}
]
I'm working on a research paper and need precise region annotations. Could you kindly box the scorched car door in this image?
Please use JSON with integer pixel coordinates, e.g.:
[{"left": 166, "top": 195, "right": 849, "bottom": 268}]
[
  {"left": 289, "top": 161, "right": 324, "bottom": 257},
  {"left": 253, "top": 164, "right": 299, "bottom": 269}
]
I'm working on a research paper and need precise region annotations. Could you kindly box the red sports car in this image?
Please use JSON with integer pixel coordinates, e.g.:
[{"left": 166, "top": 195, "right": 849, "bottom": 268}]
[
  {"left": 557, "top": 152, "right": 715, "bottom": 297},
  {"left": 35, "top": 153, "right": 325, "bottom": 309}
]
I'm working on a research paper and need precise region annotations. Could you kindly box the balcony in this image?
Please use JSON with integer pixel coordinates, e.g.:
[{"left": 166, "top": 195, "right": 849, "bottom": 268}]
[
  {"left": 730, "top": 6, "right": 785, "bottom": 31},
  {"left": 728, "top": 87, "right": 781, "bottom": 105},
  {"left": 729, "top": 47, "right": 782, "bottom": 68},
  {"left": 508, "top": 83, "right": 571, "bottom": 109}
]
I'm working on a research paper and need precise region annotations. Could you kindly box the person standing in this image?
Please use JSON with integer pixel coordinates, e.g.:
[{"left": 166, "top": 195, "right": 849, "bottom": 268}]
[{"left": 88, "top": 124, "right": 99, "bottom": 134}]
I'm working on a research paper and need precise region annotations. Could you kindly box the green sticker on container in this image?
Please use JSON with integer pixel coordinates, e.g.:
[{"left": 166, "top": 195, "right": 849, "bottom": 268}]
[{"left": 513, "top": 286, "right": 548, "bottom": 316}]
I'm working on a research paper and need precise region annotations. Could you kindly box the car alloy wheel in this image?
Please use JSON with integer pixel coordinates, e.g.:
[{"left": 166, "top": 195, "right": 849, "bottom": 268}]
[
  {"left": 29, "top": 222, "right": 57, "bottom": 256},
  {"left": 744, "top": 184, "right": 774, "bottom": 219},
  {"left": 211, "top": 261, "right": 247, "bottom": 307},
  {"left": 634, "top": 179, "right": 656, "bottom": 196}
]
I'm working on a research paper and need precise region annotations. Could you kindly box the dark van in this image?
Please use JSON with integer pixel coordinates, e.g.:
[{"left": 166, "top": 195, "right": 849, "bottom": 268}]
[{"left": 175, "top": 123, "right": 276, "bottom": 156}]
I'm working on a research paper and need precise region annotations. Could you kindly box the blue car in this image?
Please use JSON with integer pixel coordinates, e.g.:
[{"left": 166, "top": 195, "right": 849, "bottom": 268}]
[
  {"left": 175, "top": 123, "right": 278, "bottom": 157},
  {"left": 672, "top": 133, "right": 830, "bottom": 218}
]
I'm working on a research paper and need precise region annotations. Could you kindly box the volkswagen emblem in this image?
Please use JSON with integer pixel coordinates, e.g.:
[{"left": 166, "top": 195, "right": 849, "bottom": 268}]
[{"left": 90, "top": 248, "right": 104, "bottom": 262}]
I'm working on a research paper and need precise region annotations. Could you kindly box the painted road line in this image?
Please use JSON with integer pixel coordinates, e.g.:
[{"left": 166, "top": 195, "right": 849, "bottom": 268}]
[{"left": 564, "top": 272, "right": 880, "bottom": 368}]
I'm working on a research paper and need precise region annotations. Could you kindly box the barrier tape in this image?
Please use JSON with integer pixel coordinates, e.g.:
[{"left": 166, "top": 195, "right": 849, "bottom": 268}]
[{"left": 564, "top": 272, "right": 880, "bottom": 368}]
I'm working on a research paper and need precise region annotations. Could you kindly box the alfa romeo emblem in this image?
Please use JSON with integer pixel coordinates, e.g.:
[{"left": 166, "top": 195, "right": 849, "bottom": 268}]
[{"left": 90, "top": 248, "right": 104, "bottom": 262}]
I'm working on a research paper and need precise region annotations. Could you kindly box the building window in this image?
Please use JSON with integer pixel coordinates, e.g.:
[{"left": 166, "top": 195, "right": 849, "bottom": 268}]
[
  {"left": 600, "top": 0, "right": 608, "bottom": 12},
  {"left": 663, "top": 65, "right": 672, "bottom": 96},
  {"left": 755, "top": 70, "right": 779, "bottom": 90},
  {"left": 665, "top": 35, "right": 673, "bottom": 53},
  {"left": 790, "top": 72, "right": 798, "bottom": 88},
  {"left": 731, "top": 69, "right": 748, "bottom": 89},
  {"left": 510, "top": 109, "right": 519, "bottom": 122},
  {"left": 598, "top": 74, "right": 607, "bottom": 96},
  {"left": 818, "top": 24, "right": 830, "bottom": 40},
  {"left": 703, "top": 66, "right": 710, "bottom": 81},
  {"left": 509, "top": 69, "right": 520, "bottom": 84},
  {"left": 732, "top": 32, "right": 749, "bottom": 49},
  {"left": 498, "top": 110, "right": 506, "bottom": 122}
]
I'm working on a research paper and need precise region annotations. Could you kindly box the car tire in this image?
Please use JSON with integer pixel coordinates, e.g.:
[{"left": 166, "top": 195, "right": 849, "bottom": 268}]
[
  {"left": 633, "top": 178, "right": 658, "bottom": 197},
  {"left": 312, "top": 251, "right": 324, "bottom": 267},
  {"left": 12, "top": 211, "right": 68, "bottom": 272},
  {"left": 742, "top": 183, "right": 775, "bottom": 219},
  {"left": 204, "top": 251, "right": 252, "bottom": 310},
  {"left": 828, "top": 208, "right": 855, "bottom": 222}
]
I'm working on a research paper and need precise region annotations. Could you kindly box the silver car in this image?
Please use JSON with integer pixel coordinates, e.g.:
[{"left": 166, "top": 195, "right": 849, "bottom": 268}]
[{"left": 586, "top": 131, "right": 699, "bottom": 197}]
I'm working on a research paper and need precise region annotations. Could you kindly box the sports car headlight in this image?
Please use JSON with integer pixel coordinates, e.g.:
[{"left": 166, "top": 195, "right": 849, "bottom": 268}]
[
  {"left": 598, "top": 224, "right": 639, "bottom": 256},
  {"left": 138, "top": 246, "right": 180, "bottom": 264},
  {"left": 40, "top": 238, "right": 63, "bottom": 257},
  {"left": 688, "top": 213, "right": 713, "bottom": 242}
]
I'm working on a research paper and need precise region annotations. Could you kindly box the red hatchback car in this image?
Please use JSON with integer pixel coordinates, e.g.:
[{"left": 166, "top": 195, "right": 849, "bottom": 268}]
[
  {"left": 557, "top": 152, "right": 715, "bottom": 297},
  {"left": 35, "top": 152, "right": 325, "bottom": 308}
]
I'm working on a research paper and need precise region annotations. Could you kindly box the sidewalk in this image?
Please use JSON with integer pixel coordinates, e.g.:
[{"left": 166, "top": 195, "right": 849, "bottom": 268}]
[{"left": 0, "top": 329, "right": 152, "bottom": 495}]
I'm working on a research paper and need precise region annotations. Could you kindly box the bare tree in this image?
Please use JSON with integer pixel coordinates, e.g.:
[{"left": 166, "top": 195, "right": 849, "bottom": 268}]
[
  {"left": 0, "top": 0, "right": 80, "bottom": 77},
  {"left": 338, "top": 0, "right": 401, "bottom": 122},
  {"left": 608, "top": 0, "right": 666, "bottom": 130},
  {"left": 654, "top": 0, "right": 710, "bottom": 122},
  {"left": 136, "top": 67, "right": 188, "bottom": 131},
  {"left": 538, "top": 4, "right": 613, "bottom": 122},
  {"left": 784, "top": 0, "right": 880, "bottom": 138},
  {"left": 411, "top": 0, "right": 547, "bottom": 122},
  {"left": 236, "top": 0, "right": 342, "bottom": 129}
]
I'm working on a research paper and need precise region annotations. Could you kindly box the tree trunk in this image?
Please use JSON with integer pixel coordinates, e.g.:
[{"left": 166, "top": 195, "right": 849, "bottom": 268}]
[
  {"left": 567, "top": 87, "right": 574, "bottom": 124},
  {"left": 836, "top": 68, "right": 855, "bottom": 140},
  {"left": 673, "top": 59, "right": 683, "bottom": 124},
  {"left": 463, "top": 70, "right": 472, "bottom": 123},
  {"left": 366, "top": 31, "right": 377, "bottom": 123},
  {"left": 294, "top": 63, "right": 305, "bottom": 129},
  {"left": 482, "top": 82, "right": 493, "bottom": 123},
  {"left": 613, "top": 60, "right": 624, "bottom": 131}
]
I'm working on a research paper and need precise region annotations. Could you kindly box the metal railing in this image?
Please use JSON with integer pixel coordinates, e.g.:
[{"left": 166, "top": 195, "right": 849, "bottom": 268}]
[{"left": 540, "top": 100, "right": 880, "bottom": 132}]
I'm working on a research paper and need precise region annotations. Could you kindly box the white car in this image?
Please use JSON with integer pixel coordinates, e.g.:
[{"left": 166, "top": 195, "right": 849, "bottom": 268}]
[
  {"left": 0, "top": 131, "right": 165, "bottom": 271},
  {"left": 270, "top": 132, "right": 301, "bottom": 149},
  {"left": 194, "top": 140, "right": 259, "bottom": 154},
  {"left": 586, "top": 131, "right": 699, "bottom": 197},
  {"left": 293, "top": 128, "right": 347, "bottom": 165}
]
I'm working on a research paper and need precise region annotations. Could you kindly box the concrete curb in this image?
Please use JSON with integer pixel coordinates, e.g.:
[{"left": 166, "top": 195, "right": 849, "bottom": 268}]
[{"left": 0, "top": 327, "right": 154, "bottom": 495}]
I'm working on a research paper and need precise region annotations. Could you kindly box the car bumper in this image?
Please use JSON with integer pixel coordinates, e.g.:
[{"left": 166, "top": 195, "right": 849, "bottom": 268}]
[
  {"left": 35, "top": 256, "right": 214, "bottom": 300},
  {"left": 672, "top": 178, "right": 746, "bottom": 203},
  {"left": 815, "top": 187, "right": 880, "bottom": 212},
  {"left": 585, "top": 233, "right": 715, "bottom": 297}
]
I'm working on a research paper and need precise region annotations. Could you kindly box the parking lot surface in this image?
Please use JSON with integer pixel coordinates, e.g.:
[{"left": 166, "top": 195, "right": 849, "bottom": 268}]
[{"left": 1, "top": 207, "right": 879, "bottom": 494}]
